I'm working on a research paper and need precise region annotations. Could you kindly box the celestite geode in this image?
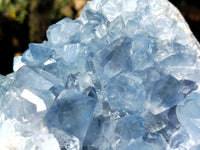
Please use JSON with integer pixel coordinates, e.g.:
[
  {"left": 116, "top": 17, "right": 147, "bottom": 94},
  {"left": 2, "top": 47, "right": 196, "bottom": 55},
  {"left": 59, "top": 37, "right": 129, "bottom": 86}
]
[{"left": 1, "top": 0, "right": 200, "bottom": 149}]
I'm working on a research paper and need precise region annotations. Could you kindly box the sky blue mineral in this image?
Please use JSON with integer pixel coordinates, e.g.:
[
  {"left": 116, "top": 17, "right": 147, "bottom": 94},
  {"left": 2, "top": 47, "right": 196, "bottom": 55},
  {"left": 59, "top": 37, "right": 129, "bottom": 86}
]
[
  {"left": 1, "top": 0, "right": 200, "bottom": 149},
  {"left": 46, "top": 89, "right": 97, "bottom": 145},
  {"left": 177, "top": 93, "right": 200, "bottom": 139},
  {"left": 22, "top": 42, "right": 55, "bottom": 66},
  {"left": 145, "top": 75, "right": 197, "bottom": 114},
  {"left": 15, "top": 65, "right": 53, "bottom": 90}
]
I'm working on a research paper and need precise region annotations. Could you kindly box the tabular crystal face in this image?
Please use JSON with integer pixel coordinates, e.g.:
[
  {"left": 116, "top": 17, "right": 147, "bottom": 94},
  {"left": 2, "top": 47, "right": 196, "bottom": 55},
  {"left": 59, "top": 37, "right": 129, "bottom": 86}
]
[{"left": 1, "top": 0, "right": 200, "bottom": 149}]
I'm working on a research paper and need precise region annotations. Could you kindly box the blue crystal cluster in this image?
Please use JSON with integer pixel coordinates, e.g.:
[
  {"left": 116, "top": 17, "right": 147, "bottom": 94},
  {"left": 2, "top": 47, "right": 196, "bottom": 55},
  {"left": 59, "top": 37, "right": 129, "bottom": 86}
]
[{"left": 1, "top": 0, "right": 200, "bottom": 149}]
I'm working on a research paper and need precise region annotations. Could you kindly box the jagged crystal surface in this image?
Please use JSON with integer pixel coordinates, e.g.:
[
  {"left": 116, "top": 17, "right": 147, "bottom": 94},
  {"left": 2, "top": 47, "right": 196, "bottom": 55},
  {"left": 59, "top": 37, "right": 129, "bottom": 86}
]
[{"left": 1, "top": 0, "right": 200, "bottom": 149}]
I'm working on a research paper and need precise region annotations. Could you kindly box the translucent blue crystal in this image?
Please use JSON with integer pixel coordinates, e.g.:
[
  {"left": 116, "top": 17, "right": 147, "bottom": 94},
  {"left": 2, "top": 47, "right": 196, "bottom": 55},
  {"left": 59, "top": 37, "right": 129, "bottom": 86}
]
[
  {"left": 1, "top": 0, "right": 200, "bottom": 149},
  {"left": 15, "top": 66, "right": 54, "bottom": 90},
  {"left": 145, "top": 75, "right": 197, "bottom": 114},
  {"left": 46, "top": 90, "right": 97, "bottom": 145},
  {"left": 177, "top": 93, "right": 200, "bottom": 139},
  {"left": 22, "top": 42, "right": 55, "bottom": 66}
]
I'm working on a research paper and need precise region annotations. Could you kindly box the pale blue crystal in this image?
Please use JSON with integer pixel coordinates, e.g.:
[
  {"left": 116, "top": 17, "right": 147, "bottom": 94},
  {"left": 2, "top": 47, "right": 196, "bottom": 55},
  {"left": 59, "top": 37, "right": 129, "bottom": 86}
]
[
  {"left": 190, "top": 145, "right": 200, "bottom": 150},
  {"left": 1, "top": 0, "right": 200, "bottom": 149},
  {"left": 0, "top": 90, "right": 37, "bottom": 122},
  {"left": 47, "top": 18, "right": 82, "bottom": 47},
  {"left": 145, "top": 75, "right": 197, "bottom": 114},
  {"left": 107, "top": 16, "right": 125, "bottom": 42},
  {"left": 46, "top": 90, "right": 97, "bottom": 145},
  {"left": 31, "top": 67, "right": 64, "bottom": 87},
  {"left": 115, "top": 115, "right": 144, "bottom": 139},
  {"left": 22, "top": 42, "right": 55, "bottom": 66},
  {"left": 38, "top": 58, "right": 69, "bottom": 82},
  {"left": 169, "top": 127, "right": 189, "bottom": 149},
  {"left": 15, "top": 66, "right": 54, "bottom": 90},
  {"left": 101, "top": 0, "right": 121, "bottom": 22},
  {"left": 104, "top": 72, "right": 145, "bottom": 112},
  {"left": 54, "top": 43, "right": 83, "bottom": 64},
  {"left": 177, "top": 93, "right": 200, "bottom": 139}
]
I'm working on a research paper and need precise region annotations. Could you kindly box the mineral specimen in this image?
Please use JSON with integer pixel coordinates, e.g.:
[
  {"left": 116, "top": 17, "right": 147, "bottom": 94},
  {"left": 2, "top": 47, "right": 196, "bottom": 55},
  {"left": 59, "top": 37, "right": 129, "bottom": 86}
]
[{"left": 0, "top": 0, "right": 200, "bottom": 149}]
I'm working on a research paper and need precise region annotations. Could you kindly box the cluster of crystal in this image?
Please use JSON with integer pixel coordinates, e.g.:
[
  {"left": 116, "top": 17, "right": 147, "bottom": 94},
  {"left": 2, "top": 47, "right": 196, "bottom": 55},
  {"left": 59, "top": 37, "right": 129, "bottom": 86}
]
[{"left": 1, "top": 0, "right": 200, "bottom": 149}]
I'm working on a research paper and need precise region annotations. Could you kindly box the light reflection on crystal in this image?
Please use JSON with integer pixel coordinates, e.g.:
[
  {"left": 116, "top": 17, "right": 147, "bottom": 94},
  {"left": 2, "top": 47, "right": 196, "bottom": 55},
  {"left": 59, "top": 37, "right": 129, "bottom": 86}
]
[{"left": 21, "top": 89, "right": 47, "bottom": 112}]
